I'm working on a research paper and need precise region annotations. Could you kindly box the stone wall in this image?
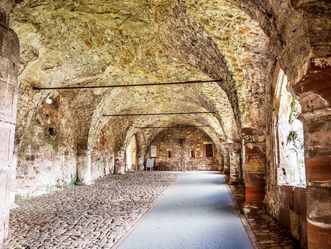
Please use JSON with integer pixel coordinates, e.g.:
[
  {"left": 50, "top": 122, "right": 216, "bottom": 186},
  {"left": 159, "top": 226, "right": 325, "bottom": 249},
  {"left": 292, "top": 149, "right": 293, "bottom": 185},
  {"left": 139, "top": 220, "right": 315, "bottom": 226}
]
[
  {"left": 148, "top": 128, "right": 221, "bottom": 171},
  {"left": 264, "top": 65, "right": 308, "bottom": 248},
  {"left": 90, "top": 128, "right": 115, "bottom": 179},
  {"left": 16, "top": 94, "right": 77, "bottom": 198},
  {"left": 1, "top": 0, "right": 329, "bottom": 247}
]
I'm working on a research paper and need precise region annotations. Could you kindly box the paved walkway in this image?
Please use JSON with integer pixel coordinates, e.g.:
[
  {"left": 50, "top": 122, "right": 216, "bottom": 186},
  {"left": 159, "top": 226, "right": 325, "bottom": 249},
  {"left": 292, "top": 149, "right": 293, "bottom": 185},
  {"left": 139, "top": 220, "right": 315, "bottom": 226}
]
[
  {"left": 117, "top": 172, "right": 253, "bottom": 249},
  {"left": 5, "top": 172, "right": 177, "bottom": 249}
]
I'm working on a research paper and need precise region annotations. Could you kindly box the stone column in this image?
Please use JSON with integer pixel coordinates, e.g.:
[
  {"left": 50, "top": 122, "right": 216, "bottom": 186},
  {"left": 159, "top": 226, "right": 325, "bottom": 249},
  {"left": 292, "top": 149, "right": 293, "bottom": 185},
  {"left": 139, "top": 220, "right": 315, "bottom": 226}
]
[
  {"left": 241, "top": 128, "right": 266, "bottom": 206},
  {"left": 77, "top": 149, "right": 92, "bottom": 185},
  {"left": 228, "top": 142, "right": 241, "bottom": 185},
  {"left": 9, "top": 149, "right": 17, "bottom": 208},
  {"left": 217, "top": 152, "right": 224, "bottom": 172},
  {"left": 293, "top": 61, "right": 331, "bottom": 249},
  {"left": 0, "top": 2, "right": 20, "bottom": 243},
  {"left": 137, "top": 154, "right": 145, "bottom": 171},
  {"left": 222, "top": 146, "right": 230, "bottom": 175},
  {"left": 114, "top": 149, "right": 125, "bottom": 174}
]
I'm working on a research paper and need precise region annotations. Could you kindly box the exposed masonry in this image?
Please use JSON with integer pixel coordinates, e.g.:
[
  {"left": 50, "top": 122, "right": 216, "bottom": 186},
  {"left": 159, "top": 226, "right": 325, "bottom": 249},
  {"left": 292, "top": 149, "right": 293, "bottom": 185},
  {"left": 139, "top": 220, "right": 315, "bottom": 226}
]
[
  {"left": 0, "top": 0, "right": 330, "bottom": 248},
  {"left": 148, "top": 127, "right": 222, "bottom": 171}
]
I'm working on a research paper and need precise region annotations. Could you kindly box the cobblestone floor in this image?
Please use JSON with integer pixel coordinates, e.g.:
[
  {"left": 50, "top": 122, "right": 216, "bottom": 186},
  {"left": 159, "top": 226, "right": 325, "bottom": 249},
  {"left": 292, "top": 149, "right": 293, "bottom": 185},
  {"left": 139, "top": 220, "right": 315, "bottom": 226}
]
[
  {"left": 4, "top": 172, "right": 177, "bottom": 249},
  {"left": 229, "top": 184, "right": 300, "bottom": 249}
]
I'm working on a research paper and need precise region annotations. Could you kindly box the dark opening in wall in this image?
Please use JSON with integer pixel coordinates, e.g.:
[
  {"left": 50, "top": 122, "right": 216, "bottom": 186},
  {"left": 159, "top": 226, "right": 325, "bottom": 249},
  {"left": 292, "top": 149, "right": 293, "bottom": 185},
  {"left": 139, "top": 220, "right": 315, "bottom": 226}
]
[
  {"left": 48, "top": 127, "right": 56, "bottom": 136},
  {"left": 206, "top": 144, "right": 213, "bottom": 157},
  {"left": 178, "top": 138, "right": 185, "bottom": 144},
  {"left": 191, "top": 150, "right": 195, "bottom": 158},
  {"left": 167, "top": 151, "right": 172, "bottom": 158}
]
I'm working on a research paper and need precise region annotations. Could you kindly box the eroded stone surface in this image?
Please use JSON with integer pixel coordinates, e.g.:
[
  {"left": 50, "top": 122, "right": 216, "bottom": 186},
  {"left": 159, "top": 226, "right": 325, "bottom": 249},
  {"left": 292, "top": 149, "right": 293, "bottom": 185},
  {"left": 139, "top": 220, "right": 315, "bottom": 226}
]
[
  {"left": 4, "top": 172, "right": 177, "bottom": 249},
  {"left": 0, "top": 0, "right": 329, "bottom": 247},
  {"left": 229, "top": 184, "right": 299, "bottom": 249},
  {"left": 149, "top": 127, "right": 222, "bottom": 171}
]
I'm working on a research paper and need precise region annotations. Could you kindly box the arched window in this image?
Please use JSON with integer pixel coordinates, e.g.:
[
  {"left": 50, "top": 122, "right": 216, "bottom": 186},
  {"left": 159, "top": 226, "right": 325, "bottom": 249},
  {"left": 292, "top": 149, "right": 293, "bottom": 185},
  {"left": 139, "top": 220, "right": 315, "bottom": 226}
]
[{"left": 274, "top": 70, "right": 306, "bottom": 186}]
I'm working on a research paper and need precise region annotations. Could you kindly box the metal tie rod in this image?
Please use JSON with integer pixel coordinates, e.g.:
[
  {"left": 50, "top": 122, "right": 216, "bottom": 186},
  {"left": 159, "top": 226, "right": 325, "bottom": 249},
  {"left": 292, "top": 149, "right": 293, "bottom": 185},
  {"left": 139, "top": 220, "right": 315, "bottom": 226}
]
[
  {"left": 135, "top": 125, "right": 209, "bottom": 129},
  {"left": 103, "top": 111, "right": 215, "bottom": 117},
  {"left": 32, "top": 79, "right": 223, "bottom": 90}
]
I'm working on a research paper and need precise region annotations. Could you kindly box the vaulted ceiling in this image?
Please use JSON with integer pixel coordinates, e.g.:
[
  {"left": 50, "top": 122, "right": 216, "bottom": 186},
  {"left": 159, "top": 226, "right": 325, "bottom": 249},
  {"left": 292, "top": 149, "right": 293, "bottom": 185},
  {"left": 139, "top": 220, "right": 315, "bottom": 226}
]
[{"left": 13, "top": 0, "right": 317, "bottom": 150}]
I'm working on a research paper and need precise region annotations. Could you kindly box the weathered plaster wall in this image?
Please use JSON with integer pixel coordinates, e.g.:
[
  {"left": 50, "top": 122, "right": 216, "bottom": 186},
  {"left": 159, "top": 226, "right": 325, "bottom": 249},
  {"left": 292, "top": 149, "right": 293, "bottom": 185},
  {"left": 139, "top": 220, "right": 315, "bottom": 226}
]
[
  {"left": 90, "top": 128, "right": 115, "bottom": 180},
  {"left": 16, "top": 94, "right": 77, "bottom": 198},
  {"left": 149, "top": 128, "right": 221, "bottom": 171}
]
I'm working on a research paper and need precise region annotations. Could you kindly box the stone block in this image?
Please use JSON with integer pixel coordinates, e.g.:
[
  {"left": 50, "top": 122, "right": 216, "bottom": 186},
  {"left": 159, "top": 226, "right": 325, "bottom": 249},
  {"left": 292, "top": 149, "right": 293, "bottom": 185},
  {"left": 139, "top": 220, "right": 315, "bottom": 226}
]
[
  {"left": 0, "top": 79, "right": 16, "bottom": 122},
  {"left": 0, "top": 123, "right": 15, "bottom": 166},
  {"left": 290, "top": 210, "right": 308, "bottom": 249},
  {"left": 245, "top": 172, "right": 265, "bottom": 188},
  {"left": 307, "top": 219, "right": 331, "bottom": 249},
  {"left": 293, "top": 187, "right": 306, "bottom": 215},
  {"left": 306, "top": 186, "right": 331, "bottom": 221},
  {"left": 245, "top": 154, "right": 266, "bottom": 172},
  {"left": 245, "top": 172, "right": 265, "bottom": 205},
  {"left": 298, "top": 214, "right": 307, "bottom": 249},
  {"left": 290, "top": 210, "right": 300, "bottom": 241},
  {"left": 0, "top": 169, "right": 10, "bottom": 242},
  {"left": 281, "top": 185, "right": 294, "bottom": 208},
  {"left": 278, "top": 207, "right": 290, "bottom": 229},
  {"left": 306, "top": 155, "right": 331, "bottom": 187},
  {"left": 245, "top": 186, "right": 265, "bottom": 205},
  {"left": 293, "top": 63, "right": 331, "bottom": 103}
]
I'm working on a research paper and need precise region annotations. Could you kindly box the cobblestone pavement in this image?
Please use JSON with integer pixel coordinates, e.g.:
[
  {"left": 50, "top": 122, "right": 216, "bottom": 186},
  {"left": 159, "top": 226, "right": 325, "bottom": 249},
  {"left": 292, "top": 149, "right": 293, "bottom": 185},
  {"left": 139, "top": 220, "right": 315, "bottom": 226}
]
[
  {"left": 4, "top": 172, "right": 177, "bottom": 249},
  {"left": 229, "top": 184, "right": 300, "bottom": 249}
]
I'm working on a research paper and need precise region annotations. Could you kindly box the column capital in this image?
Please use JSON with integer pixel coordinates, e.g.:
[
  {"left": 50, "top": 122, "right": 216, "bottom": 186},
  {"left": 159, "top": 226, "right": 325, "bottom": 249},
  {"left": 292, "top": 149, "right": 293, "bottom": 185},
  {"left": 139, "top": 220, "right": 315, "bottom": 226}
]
[
  {"left": 240, "top": 127, "right": 266, "bottom": 144},
  {"left": 77, "top": 148, "right": 91, "bottom": 156},
  {"left": 293, "top": 59, "right": 331, "bottom": 110},
  {"left": 226, "top": 141, "right": 241, "bottom": 153},
  {"left": 0, "top": 0, "right": 15, "bottom": 26}
]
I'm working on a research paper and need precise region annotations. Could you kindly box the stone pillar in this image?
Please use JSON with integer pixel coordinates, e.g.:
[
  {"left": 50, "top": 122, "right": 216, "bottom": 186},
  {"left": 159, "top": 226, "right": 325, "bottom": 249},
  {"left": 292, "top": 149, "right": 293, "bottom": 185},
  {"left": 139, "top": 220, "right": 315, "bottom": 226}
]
[
  {"left": 0, "top": 2, "right": 20, "bottom": 243},
  {"left": 77, "top": 149, "right": 92, "bottom": 185},
  {"left": 9, "top": 149, "right": 17, "bottom": 208},
  {"left": 241, "top": 128, "right": 266, "bottom": 206},
  {"left": 222, "top": 147, "right": 230, "bottom": 174},
  {"left": 137, "top": 154, "right": 145, "bottom": 171},
  {"left": 114, "top": 149, "right": 125, "bottom": 174},
  {"left": 217, "top": 153, "right": 224, "bottom": 172},
  {"left": 293, "top": 61, "right": 331, "bottom": 249},
  {"left": 228, "top": 142, "right": 241, "bottom": 185}
]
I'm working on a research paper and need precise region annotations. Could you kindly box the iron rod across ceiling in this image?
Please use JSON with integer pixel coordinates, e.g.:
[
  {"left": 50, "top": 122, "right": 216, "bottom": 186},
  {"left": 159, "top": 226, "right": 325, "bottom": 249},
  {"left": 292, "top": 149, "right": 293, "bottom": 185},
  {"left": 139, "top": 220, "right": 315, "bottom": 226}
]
[
  {"left": 135, "top": 125, "right": 209, "bottom": 129},
  {"left": 32, "top": 79, "right": 223, "bottom": 90},
  {"left": 103, "top": 111, "right": 215, "bottom": 117}
]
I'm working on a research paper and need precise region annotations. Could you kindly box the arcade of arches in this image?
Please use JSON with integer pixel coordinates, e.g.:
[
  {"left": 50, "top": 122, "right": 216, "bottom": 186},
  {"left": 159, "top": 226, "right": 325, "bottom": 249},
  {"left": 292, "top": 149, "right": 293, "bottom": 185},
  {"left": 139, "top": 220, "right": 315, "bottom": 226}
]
[{"left": 0, "top": 0, "right": 330, "bottom": 248}]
